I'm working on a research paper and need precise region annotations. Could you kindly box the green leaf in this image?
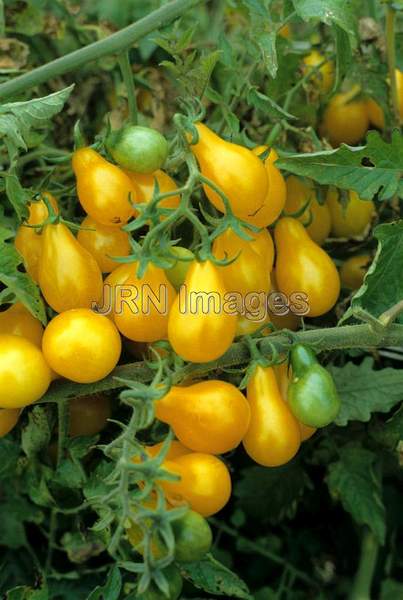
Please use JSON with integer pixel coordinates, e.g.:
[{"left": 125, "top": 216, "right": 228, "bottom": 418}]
[
  {"left": 370, "top": 405, "right": 403, "bottom": 450},
  {"left": 326, "top": 447, "right": 386, "bottom": 544},
  {"left": 276, "top": 131, "right": 403, "bottom": 201},
  {"left": 246, "top": 87, "right": 296, "bottom": 120},
  {"left": 21, "top": 406, "right": 52, "bottom": 458},
  {"left": 0, "top": 439, "right": 20, "bottom": 481},
  {"left": 4, "top": 170, "right": 30, "bottom": 220},
  {"left": 181, "top": 554, "right": 252, "bottom": 599},
  {"left": 329, "top": 358, "right": 403, "bottom": 426},
  {"left": 380, "top": 579, "right": 403, "bottom": 600},
  {"left": 0, "top": 241, "right": 46, "bottom": 323},
  {"left": 256, "top": 31, "right": 278, "bottom": 79},
  {"left": 0, "top": 85, "right": 74, "bottom": 163},
  {"left": 293, "top": 0, "right": 357, "bottom": 48},
  {"left": 234, "top": 462, "right": 311, "bottom": 523},
  {"left": 350, "top": 221, "right": 403, "bottom": 322},
  {"left": 86, "top": 567, "right": 122, "bottom": 600}
]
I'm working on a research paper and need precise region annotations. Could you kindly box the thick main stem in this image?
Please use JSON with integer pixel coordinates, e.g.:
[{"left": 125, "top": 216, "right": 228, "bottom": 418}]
[
  {"left": 0, "top": 0, "right": 201, "bottom": 101},
  {"left": 41, "top": 323, "right": 403, "bottom": 402},
  {"left": 349, "top": 528, "right": 379, "bottom": 600}
]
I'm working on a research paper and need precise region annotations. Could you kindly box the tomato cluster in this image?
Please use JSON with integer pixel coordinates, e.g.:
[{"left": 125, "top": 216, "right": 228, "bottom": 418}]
[{"left": 2, "top": 115, "right": 374, "bottom": 536}]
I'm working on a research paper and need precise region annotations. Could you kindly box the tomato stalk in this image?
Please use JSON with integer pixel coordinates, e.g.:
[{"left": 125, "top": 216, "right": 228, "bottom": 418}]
[
  {"left": 118, "top": 50, "right": 138, "bottom": 126},
  {"left": 39, "top": 322, "right": 403, "bottom": 402},
  {"left": 0, "top": 0, "right": 201, "bottom": 101},
  {"left": 349, "top": 528, "right": 379, "bottom": 600}
]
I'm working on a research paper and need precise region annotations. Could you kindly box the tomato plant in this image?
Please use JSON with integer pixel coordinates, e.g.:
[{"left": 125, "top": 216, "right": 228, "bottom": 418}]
[{"left": 0, "top": 1, "right": 402, "bottom": 599}]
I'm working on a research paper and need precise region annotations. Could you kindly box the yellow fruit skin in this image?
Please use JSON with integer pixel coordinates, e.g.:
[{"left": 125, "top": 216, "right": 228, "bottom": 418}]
[
  {"left": 269, "top": 271, "right": 301, "bottom": 331},
  {"left": 366, "top": 98, "right": 385, "bottom": 130},
  {"left": 0, "top": 408, "right": 20, "bottom": 437},
  {"left": 0, "top": 335, "right": 51, "bottom": 409},
  {"left": 274, "top": 217, "right": 340, "bottom": 318},
  {"left": 303, "top": 50, "right": 335, "bottom": 93},
  {"left": 285, "top": 175, "right": 331, "bottom": 246},
  {"left": 0, "top": 302, "right": 44, "bottom": 347},
  {"left": 111, "top": 262, "right": 176, "bottom": 343},
  {"left": 327, "top": 188, "right": 375, "bottom": 238},
  {"left": 249, "top": 147, "right": 286, "bottom": 227},
  {"left": 155, "top": 380, "right": 251, "bottom": 454},
  {"left": 161, "top": 453, "right": 232, "bottom": 517},
  {"left": 396, "top": 69, "right": 403, "bottom": 122},
  {"left": 77, "top": 216, "right": 131, "bottom": 273},
  {"left": 190, "top": 123, "right": 268, "bottom": 219},
  {"left": 243, "top": 365, "right": 301, "bottom": 466},
  {"left": 38, "top": 223, "right": 103, "bottom": 314},
  {"left": 340, "top": 255, "right": 371, "bottom": 290},
  {"left": 212, "top": 228, "right": 271, "bottom": 300},
  {"left": 168, "top": 260, "right": 237, "bottom": 363},
  {"left": 14, "top": 193, "right": 59, "bottom": 282},
  {"left": 125, "top": 169, "right": 180, "bottom": 214},
  {"left": 320, "top": 86, "right": 369, "bottom": 146},
  {"left": 42, "top": 309, "right": 121, "bottom": 384},
  {"left": 146, "top": 440, "right": 192, "bottom": 460},
  {"left": 72, "top": 147, "right": 137, "bottom": 227}
]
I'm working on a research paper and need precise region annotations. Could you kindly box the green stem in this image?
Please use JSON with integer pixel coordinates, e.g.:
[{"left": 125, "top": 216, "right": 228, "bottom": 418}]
[
  {"left": 39, "top": 323, "right": 403, "bottom": 402},
  {"left": 349, "top": 528, "right": 379, "bottom": 600},
  {"left": 0, "top": 0, "right": 201, "bottom": 101},
  {"left": 118, "top": 50, "right": 138, "bottom": 125},
  {"left": 385, "top": 5, "right": 400, "bottom": 128},
  {"left": 57, "top": 397, "right": 70, "bottom": 467}
]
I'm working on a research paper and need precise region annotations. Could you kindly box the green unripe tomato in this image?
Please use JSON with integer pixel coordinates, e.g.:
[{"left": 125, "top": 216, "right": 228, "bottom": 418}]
[
  {"left": 290, "top": 344, "right": 317, "bottom": 377},
  {"left": 172, "top": 509, "right": 213, "bottom": 562},
  {"left": 137, "top": 564, "right": 183, "bottom": 600},
  {"left": 165, "top": 246, "right": 195, "bottom": 289},
  {"left": 106, "top": 125, "right": 168, "bottom": 173},
  {"left": 288, "top": 364, "right": 341, "bottom": 428}
]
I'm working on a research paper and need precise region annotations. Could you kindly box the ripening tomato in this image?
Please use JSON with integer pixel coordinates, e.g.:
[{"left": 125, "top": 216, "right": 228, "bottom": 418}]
[
  {"left": 212, "top": 228, "right": 272, "bottom": 300},
  {"left": 72, "top": 147, "right": 137, "bottom": 226},
  {"left": 285, "top": 175, "right": 331, "bottom": 246},
  {"left": 42, "top": 309, "right": 121, "bottom": 383},
  {"left": 288, "top": 344, "right": 340, "bottom": 428},
  {"left": 38, "top": 222, "right": 103, "bottom": 313},
  {"left": 0, "top": 408, "right": 20, "bottom": 437},
  {"left": 340, "top": 254, "right": 371, "bottom": 290},
  {"left": 302, "top": 50, "right": 335, "bottom": 93},
  {"left": 275, "top": 217, "right": 340, "bottom": 318},
  {"left": 155, "top": 380, "right": 250, "bottom": 454},
  {"left": 161, "top": 453, "right": 232, "bottom": 517},
  {"left": 137, "top": 564, "right": 183, "bottom": 600},
  {"left": 127, "top": 497, "right": 212, "bottom": 564},
  {"left": 243, "top": 365, "right": 301, "bottom": 466},
  {"left": 168, "top": 260, "right": 237, "bottom": 363},
  {"left": 0, "top": 334, "right": 51, "bottom": 408},
  {"left": 165, "top": 246, "right": 195, "bottom": 289},
  {"left": 320, "top": 86, "right": 369, "bottom": 146},
  {"left": 77, "top": 215, "right": 131, "bottom": 273},
  {"left": 69, "top": 394, "right": 111, "bottom": 437},
  {"left": 366, "top": 98, "right": 385, "bottom": 129},
  {"left": 125, "top": 169, "right": 181, "bottom": 216},
  {"left": 249, "top": 147, "right": 286, "bottom": 227},
  {"left": 189, "top": 122, "right": 268, "bottom": 219},
  {"left": 110, "top": 262, "right": 176, "bottom": 343},
  {"left": 14, "top": 193, "right": 59, "bottom": 281},
  {"left": 236, "top": 314, "right": 271, "bottom": 336},
  {"left": 0, "top": 302, "right": 43, "bottom": 347},
  {"left": 274, "top": 362, "right": 316, "bottom": 441},
  {"left": 327, "top": 188, "right": 375, "bottom": 238}
]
